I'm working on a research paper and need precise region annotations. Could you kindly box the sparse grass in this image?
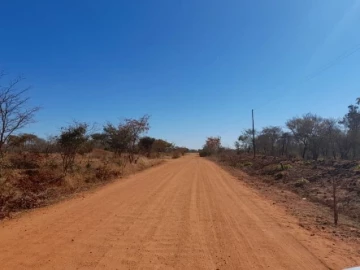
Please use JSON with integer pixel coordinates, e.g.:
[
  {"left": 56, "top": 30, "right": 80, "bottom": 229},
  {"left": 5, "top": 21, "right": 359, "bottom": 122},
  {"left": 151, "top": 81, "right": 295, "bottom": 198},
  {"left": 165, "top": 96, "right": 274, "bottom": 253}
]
[
  {"left": 275, "top": 171, "right": 288, "bottom": 180},
  {"left": 303, "top": 160, "right": 312, "bottom": 166},
  {"left": 277, "top": 163, "right": 292, "bottom": 171},
  {"left": 242, "top": 161, "right": 253, "bottom": 167},
  {"left": 215, "top": 151, "right": 360, "bottom": 226},
  {"left": 294, "top": 177, "right": 309, "bottom": 188}
]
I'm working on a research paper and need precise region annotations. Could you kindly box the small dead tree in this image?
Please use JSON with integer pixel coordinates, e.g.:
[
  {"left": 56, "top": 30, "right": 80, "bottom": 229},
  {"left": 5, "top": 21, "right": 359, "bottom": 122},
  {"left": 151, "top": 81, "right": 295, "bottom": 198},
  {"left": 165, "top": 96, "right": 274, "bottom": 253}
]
[
  {"left": 0, "top": 73, "right": 40, "bottom": 156},
  {"left": 57, "top": 122, "right": 88, "bottom": 174}
]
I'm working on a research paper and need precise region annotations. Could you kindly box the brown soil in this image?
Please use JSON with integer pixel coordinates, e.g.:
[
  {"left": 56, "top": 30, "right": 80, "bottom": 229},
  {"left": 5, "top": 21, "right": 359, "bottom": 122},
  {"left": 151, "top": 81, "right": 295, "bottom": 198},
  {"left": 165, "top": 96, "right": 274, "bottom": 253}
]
[{"left": 0, "top": 155, "right": 359, "bottom": 269}]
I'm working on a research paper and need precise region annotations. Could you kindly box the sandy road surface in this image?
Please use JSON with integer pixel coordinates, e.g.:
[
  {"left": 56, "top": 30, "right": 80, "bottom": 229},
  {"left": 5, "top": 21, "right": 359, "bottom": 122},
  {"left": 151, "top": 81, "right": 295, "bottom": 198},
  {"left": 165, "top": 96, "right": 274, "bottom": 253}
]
[{"left": 0, "top": 155, "right": 354, "bottom": 269}]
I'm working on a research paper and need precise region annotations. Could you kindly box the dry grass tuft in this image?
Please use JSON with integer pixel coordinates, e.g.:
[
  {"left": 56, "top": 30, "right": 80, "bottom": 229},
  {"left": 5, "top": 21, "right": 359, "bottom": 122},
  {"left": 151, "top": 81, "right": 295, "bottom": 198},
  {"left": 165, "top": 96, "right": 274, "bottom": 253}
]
[{"left": 0, "top": 149, "right": 165, "bottom": 219}]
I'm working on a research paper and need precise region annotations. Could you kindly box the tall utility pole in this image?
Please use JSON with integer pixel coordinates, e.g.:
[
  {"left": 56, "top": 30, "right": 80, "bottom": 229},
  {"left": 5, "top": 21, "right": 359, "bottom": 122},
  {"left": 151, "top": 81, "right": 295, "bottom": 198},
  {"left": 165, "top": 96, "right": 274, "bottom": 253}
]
[{"left": 252, "top": 109, "right": 256, "bottom": 158}]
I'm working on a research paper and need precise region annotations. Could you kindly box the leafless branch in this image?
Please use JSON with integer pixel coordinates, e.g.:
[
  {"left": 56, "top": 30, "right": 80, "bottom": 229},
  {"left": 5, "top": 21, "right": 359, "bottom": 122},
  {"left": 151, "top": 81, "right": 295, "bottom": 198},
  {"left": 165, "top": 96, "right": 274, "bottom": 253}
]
[{"left": 0, "top": 74, "right": 40, "bottom": 153}]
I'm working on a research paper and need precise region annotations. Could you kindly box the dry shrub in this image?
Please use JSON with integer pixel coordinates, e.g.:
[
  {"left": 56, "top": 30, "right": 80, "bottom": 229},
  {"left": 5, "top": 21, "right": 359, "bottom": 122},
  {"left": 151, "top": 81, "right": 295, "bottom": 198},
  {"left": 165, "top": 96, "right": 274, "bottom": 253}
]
[
  {"left": 135, "top": 157, "right": 158, "bottom": 170},
  {"left": 275, "top": 171, "right": 288, "bottom": 181},
  {"left": 15, "top": 169, "right": 63, "bottom": 193},
  {"left": 63, "top": 173, "right": 84, "bottom": 191},
  {"left": 93, "top": 165, "right": 121, "bottom": 182},
  {"left": 89, "top": 148, "right": 113, "bottom": 160},
  {"left": 122, "top": 156, "right": 163, "bottom": 175},
  {"left": 5, "top": 192, "right": 42, "bottom": 211},
  {"left": 8, "top": 153, "right": 41, "bottom": 169},
  {"left": 0, "top": 189, "right": 14, "bottom": 218},
  {"left": 113, "top": 157, "right": 127, "bottom": 171},
  {"left": 172, "top": 151, "right": 181, "bottom": 159},
  {"left": 261, "top": 164, "right": 281, "bottom": 175},
  {"left": 150, "top": 152, "right": 161, "bottom": 158},
  {"left": 45, "top": 158, "right": 59, "bottom": 170},
  {"left": 0, "top": 179, "right": 45, "bottom": 218},
  {"left": 294, "top": 177, "right": 309, "bottom": 188}
]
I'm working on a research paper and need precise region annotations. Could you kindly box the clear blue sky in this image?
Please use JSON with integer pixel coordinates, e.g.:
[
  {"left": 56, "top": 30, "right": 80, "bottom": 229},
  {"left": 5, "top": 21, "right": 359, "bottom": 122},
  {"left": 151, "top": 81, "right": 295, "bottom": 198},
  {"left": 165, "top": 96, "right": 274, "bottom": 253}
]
[{"left": 1, "top": 0, "right": 360, "bottom": 149}]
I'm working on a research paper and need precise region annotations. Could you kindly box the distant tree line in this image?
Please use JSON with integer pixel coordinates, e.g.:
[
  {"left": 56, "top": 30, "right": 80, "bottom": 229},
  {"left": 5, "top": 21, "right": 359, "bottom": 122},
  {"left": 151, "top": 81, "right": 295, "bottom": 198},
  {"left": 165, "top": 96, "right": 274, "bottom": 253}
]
[
  {"left": 234, "top": 98, "right": 360, "bottom": 160},
  {"left": 0, "top": 73, "right": 189, "bottom": 175},
  {"left": 4, "top": 116, "right": 188, "bottom": 174}
]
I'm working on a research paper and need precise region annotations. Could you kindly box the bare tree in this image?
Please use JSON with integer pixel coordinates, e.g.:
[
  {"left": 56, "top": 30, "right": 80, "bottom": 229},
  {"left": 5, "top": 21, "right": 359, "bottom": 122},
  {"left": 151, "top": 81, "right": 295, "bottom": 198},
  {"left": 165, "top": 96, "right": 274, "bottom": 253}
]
[{"left": 0, "top": 73, "right": 40, "bottom": 155}]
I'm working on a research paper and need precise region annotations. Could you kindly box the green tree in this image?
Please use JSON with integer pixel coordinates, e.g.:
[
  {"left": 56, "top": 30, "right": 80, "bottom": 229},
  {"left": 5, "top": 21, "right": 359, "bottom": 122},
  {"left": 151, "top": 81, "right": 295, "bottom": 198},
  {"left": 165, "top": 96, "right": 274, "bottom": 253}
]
[
  {"left": 237, "top": 129, "right": 255, "bottom": 153},
  {"left": 103, "top": 115, "right": 150, "bottom": 163},
  {"left": 90, "top": 133, "right": 108, "bottom": 149},
  {"left": 124, "top": 115, "right": 150, "bottom": 163},
  {"left": 103, "top": 123, "right": 132, "bottom": 156},
  {"left": 340, "top": 99, "right": 360, "bottom": 159},
  {"left": 152, "top": 139, "right": 172, "bottom": 153},
  {"left": 138, "top": 136, "right": 155, "bottom": 157},
  {"left": 261, "top": 126, "right": 282, "bottom": 156},
  {"left": 7, "top": 133, "right": 42, "bottom": 153},
  {"left": 286, "top": 113, "right": 323, "bottom": 159},
  {"left": 57, "top": 122, "right": 88, "bottom": 174},
  {"left": 200, "top": 137, "right": 221, "bottom": 156},
  {"left": 278, "top": 132, "right": 292, "bottom": 157}
]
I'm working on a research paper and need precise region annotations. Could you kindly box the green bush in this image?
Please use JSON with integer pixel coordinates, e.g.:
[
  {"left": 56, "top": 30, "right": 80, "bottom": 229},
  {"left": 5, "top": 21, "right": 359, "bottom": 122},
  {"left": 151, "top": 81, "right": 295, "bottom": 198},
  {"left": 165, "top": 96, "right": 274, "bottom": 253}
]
[{"left": 199, "top": 150, "right": 210, "bottom": 157}]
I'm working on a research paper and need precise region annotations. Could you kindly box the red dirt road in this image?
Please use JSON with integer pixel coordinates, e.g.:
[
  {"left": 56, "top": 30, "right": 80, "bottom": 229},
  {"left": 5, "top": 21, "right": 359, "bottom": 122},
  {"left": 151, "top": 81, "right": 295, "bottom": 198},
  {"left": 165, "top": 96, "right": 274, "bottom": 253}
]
[{"left": 0, "top": 155, "right": 357, "bottom": 269}]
